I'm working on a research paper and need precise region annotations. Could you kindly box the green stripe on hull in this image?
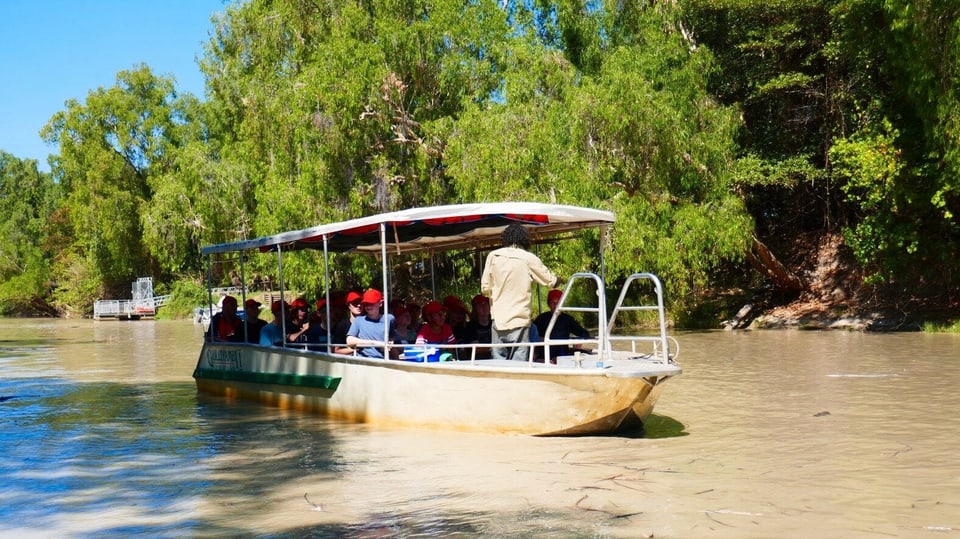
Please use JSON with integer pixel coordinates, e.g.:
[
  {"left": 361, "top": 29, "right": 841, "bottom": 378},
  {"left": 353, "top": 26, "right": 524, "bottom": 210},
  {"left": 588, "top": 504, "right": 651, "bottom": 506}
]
[{"left": 194, "top": 368, "right": 341, "bottom": 390}]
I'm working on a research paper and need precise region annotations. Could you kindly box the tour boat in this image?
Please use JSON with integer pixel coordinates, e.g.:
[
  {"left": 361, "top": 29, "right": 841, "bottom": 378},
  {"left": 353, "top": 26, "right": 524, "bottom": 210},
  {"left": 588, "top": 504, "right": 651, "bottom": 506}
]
[{"left": 192, "top": 202, "right": 681, "bottom": 435}]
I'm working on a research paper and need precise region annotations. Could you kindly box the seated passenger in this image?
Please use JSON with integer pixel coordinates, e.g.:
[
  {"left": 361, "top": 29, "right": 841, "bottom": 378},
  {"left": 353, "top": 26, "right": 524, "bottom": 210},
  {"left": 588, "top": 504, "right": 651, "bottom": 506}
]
[
  {"left": 259, "top": 300, "right": 287, "bottom": 346},
  {"left": 388, "top": 297, "right": 406, "bottom": 315},
  {"left": 462, "top": 294, "right": 493, "bottom": 359},
  {"left": 346, "top": 288, "right": 395, "bottom": 359},
  {"left": 242, "top": 298, "right": 268, "bottom": 343},
  {"left": 285, "top": 297, "right": 311, "bottom": 344},
  {"left": 334, "top": 290, "right": 363, "bottom": 354},
  {"left": 443, "top": 295, "right": 471, "bottom": 343},
  {"left": 417, "top": 301, "right": 456, "bottom": 344},
  {"left": 406, "top": 301, "right": 423, "bottom": 331},
  {"left": 391, "top": 306, "right": 417, "bottom": 345},
  {"left": 208, "top": 295, "right": 243, "bottom": 342},
  {"left": 533, "top": 289, "right": 591, "bottom": 361},
  {"left": 416, "top": 300, "right": 457, "bottom": 360},
  {"left": 306, "top": 297, "right": 330, "bottom": 347}
]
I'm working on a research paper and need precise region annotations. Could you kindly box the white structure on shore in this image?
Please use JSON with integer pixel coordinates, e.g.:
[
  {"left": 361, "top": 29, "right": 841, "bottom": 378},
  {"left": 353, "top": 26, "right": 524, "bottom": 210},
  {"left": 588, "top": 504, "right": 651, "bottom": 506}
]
[{"left": 93, "top": 277, "right": 170, "bottom": 320}]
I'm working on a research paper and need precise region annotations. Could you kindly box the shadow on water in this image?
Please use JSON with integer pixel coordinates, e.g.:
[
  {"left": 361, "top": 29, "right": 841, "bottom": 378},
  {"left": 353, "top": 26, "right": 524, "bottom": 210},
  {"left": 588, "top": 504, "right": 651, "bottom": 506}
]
[
  {"left": 579, "top": 412, "right": 687, "bottom": 440},
  {"left": 0, "top": 375, "right": 344, "bottom": 537},
  {"left": 1, "top": 371, "right": 685, "bottom": 537},
  {"left": 637, "top": 413, "right": 689, "bottom": 439}
]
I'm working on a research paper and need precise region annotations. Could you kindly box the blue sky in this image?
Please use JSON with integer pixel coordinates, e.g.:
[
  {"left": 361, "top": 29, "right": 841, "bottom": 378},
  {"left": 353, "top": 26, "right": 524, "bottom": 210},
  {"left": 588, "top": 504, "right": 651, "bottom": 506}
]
[{"left": 0, "top": 0, "right": 229, "bottom": 172}]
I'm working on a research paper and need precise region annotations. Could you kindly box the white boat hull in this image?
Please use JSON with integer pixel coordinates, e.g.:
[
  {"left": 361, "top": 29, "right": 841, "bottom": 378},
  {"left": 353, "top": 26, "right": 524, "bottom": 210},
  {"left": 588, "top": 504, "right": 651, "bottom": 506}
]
[{"left": 194, "top": 343, "right": 680, "bottom": 436}]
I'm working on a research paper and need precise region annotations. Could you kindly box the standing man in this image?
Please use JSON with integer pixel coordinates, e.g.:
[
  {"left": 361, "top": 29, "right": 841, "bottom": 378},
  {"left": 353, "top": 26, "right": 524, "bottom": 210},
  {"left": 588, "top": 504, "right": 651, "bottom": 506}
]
[{"left": 481, "top": 223, "right": 561, "bottom": 361}]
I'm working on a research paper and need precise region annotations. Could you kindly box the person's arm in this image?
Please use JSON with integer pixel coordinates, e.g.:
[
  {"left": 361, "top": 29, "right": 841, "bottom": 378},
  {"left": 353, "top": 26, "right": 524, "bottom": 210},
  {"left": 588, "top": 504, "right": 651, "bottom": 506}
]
[
  {"left": 333, "top": 319, "right": 352, "bottom": 353},
  {"left": 570, "top": 316, "right": 590, "bottom": 339},
  {"left": 346, "top": 335, "right": 386, "bottom": 347},
  {"left": 480, "top": 252, "right": 494, "bottom": 297},
  {"left": 526, "top": 252, "right": 561, "bottom": 288},
  {"left": 287, "top": 321, "right": 309, "bottom": 342}
]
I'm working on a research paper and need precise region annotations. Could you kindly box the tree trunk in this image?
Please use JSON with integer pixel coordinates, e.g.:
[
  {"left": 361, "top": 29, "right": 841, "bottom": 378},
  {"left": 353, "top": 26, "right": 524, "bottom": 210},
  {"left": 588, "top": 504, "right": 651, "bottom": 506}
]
[{"left": 746, "top": 234, "right": 805, "bottom": 291}]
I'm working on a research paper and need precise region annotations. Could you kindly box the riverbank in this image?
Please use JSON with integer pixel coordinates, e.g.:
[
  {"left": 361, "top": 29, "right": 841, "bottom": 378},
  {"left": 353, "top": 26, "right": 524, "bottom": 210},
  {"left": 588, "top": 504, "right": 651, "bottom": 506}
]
[{"left": 721, "top": 233, "right": 959, "bottom": 332}]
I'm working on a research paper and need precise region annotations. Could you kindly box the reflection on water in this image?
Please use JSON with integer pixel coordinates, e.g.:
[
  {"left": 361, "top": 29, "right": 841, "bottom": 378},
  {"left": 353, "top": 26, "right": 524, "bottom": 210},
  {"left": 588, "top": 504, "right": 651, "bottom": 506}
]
[{"left": 1, "top": 319, "right": 959, "bottom": 538}]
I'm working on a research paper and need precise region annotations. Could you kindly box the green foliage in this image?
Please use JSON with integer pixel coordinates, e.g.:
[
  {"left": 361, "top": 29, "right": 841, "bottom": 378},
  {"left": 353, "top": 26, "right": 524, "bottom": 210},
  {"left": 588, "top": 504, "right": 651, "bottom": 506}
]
[
  {"left": 0, "top": 152, "right": 60, "bottom": 314},
  {"left": 155, "top": 278, "right": 207, "bottom": 320},
  {"left": 447, "top": 3, "right": 751, "bottom": 303},
  {"left": 825, "top": 0, "right": 960, "bottom": 280},
  {"left": 829, "top": 120, "right": 905, "bottom": 280},
  {"left": 684, "top": 0, "right": 837, "bottom": 159},
  {"left": 199, "top": 0, "right": 510, "bottom": 228},
  {"left": 41, "top": 65, "right": 199, "bottom": 310},
  {"left": 685, "top": 0, "right": 960, "bottom": 295},
  {"left": 922, "top": 319, "right": 960, "bottom": 333}
]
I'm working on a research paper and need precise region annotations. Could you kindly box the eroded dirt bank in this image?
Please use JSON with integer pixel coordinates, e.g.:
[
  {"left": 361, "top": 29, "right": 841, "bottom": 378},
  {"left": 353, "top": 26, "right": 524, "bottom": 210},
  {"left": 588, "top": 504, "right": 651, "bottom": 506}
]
[{"left": 723, "top": 233, "right": 958, "bottom": 331}]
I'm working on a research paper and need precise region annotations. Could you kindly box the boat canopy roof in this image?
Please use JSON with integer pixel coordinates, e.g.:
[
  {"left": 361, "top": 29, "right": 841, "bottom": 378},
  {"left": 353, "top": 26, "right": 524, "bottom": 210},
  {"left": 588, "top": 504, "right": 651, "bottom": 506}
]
[{"left": 201, "top": 202, "right": 614, "bottom": 256}]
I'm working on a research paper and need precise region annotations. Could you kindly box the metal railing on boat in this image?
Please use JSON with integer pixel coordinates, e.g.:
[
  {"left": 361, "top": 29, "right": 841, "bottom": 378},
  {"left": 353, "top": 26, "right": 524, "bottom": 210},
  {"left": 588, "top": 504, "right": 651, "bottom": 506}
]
[
  {"left": 606, "top": 273, "right": 671, "bottom": 363},
  {"left": 540, "top": 272, "right": 672, "bottom": 364}
]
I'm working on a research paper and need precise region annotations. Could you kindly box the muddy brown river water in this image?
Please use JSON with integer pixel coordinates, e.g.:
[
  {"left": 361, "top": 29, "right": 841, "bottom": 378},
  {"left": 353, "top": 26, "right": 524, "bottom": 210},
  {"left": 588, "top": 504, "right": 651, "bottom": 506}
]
[{"left": 1, "top": 318, "right": 958, "bottom": 538}]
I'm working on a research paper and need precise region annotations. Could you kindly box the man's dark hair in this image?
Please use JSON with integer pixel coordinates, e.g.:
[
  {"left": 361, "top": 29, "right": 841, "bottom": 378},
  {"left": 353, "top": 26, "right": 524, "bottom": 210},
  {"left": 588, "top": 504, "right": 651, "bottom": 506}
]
[{"left": 502, "top": 223, "right": 531, "bottom": 249}]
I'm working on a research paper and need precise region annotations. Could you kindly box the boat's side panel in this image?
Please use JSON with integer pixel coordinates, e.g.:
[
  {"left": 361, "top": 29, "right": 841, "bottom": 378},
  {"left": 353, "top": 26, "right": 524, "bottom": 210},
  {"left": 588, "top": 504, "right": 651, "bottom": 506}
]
[{"left": 194, "top": 343, "right": 665, "bottom": 435}]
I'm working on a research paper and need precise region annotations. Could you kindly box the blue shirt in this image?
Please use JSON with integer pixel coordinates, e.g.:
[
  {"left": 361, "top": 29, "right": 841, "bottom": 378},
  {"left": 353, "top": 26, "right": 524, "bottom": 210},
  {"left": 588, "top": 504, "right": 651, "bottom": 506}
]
[
  {"left": 347, "top": 313, "right": 395, "bottom": 358},
  {"left": 259, "top": 322, "right": 284, "bottom": 346}
]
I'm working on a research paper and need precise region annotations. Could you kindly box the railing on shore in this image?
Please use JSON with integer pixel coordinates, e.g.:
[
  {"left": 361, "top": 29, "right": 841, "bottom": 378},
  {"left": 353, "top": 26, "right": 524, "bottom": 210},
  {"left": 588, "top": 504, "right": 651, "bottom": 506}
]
[{"left": 93, "top": 295, "right": 171, "bottom": 320}]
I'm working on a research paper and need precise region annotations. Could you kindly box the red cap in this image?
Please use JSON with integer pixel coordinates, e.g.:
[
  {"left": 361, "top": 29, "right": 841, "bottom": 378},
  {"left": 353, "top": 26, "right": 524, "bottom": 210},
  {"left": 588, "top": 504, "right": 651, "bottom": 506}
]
[
  {"left": 221, "top": 295, "right": 237, "bottom": 306},
  {"left": 471, "top": 294, "right": 489, "bottom": 306},
  {"left": 422, "top": 300, "right": 446, "bottom": 316},
  {"left": 361, "top": 288, "right": 383, "bottom": 305},
  {"left": 244, "top": 298, "right": 261, "bottom": 309},
  {"left": 315, "top": 298, "right": 327, "bottom": 310},
  {"left": 547, "top": 289, "right": 563, "bottom": 303},
  {"left": 290, "top": 297, "right": 310, "bottom": 310},
  {"left": 346, "top": 291, "right": 363, "bottom": 305},
  {"left": 271, "top": 300, "right": 287, "bottom": 313}
]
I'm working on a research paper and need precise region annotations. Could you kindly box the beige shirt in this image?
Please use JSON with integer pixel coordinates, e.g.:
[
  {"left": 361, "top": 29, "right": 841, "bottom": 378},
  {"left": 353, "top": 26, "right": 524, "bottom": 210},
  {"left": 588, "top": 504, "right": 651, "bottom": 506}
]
[{"left": 481, "top": 246, "right": 559, "bottom": 331}]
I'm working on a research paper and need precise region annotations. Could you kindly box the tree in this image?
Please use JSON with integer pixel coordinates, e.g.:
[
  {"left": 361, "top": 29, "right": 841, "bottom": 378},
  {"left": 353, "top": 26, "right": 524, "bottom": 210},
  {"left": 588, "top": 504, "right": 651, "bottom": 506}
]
[
  {"left": 829, "top": 0, "right": 960, "bottom": 284},
  {"left": 198, "top": 0, "right": 513, "bottom": 292},
  {"left": 41, "top": 65, "right": 194, "bottom": 310},
  {"left": 446, "top": 2, "right": 752, "bottom": 300},
  {"left": 685, "top": 0, "right": 960, "bottom": 303},
  {"left": 0, "top": 152, "right": 60, "bottom": 314}
]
